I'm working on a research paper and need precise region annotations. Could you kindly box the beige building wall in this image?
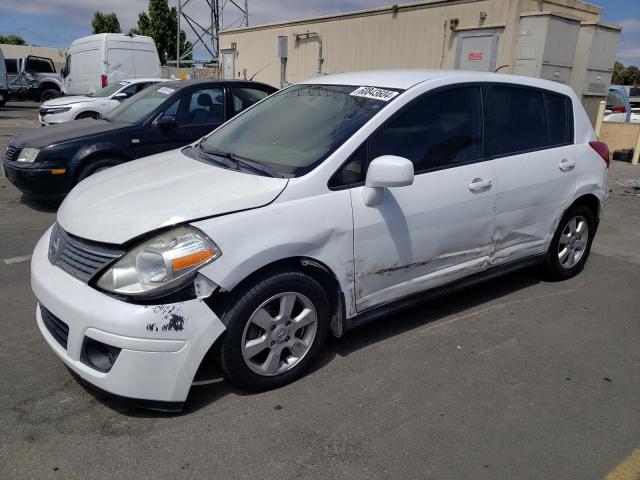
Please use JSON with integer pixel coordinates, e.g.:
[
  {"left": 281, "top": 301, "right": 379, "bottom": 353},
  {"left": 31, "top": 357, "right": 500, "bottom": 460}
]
[
  {"left": 219, "top": 0, "right": 602, "bottom": 88},
  {"left": 0, "top": 44, "right": 68, "bottom": 72}
]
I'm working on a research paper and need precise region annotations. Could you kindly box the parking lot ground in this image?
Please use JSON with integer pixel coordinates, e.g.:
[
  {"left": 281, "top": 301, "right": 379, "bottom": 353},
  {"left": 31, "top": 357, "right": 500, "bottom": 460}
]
[{"left": 0, "top": 103, "right": 638, "bottom": 479}]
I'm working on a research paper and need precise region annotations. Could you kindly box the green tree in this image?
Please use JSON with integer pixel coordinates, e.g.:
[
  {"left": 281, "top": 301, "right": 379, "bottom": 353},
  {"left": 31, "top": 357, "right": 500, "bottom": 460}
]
[
  {"left": 612, "top": 61, "right": 626, "bottom": 85},
  {"left": 132, "top": 0, "right": 192, "bottom": 64},
  {"left": 612, "top": 62, "right": 640, "bottom": 86},
  {"left": 91, "top": 11, "right": 122, "bottom": 34},
  {"left": 0, "top": 34, "right": 26, "bottom": 45}
]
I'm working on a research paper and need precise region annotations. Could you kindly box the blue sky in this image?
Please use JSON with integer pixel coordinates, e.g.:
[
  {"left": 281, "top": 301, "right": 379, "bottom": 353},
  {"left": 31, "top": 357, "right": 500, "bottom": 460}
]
[{"left": 0, "top": 0, "right": 639, "bottom": 65}]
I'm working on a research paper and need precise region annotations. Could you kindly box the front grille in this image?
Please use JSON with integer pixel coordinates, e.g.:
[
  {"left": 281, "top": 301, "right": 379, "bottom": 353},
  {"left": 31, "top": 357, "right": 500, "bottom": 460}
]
[
  {"left": 40, "top": 305, "right": 69, "bottom": 349},
  {"left": 4, "top": 145, "right": 20, "bottom": 163},
  {"left": 49, "top": 224, "right": 124, "bottom": 283}
]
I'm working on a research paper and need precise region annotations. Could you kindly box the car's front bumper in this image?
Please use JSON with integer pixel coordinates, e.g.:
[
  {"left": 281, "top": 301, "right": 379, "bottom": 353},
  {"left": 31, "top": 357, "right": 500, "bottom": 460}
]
[
  {"left": 39, "top": 111, "right": 74, "bottom": 126},
  {"left": 31, "top": 226, "right": 226, "bottom": 407},
  {"left": 3, "top": 161, "right": 72, "bottom": 194}
]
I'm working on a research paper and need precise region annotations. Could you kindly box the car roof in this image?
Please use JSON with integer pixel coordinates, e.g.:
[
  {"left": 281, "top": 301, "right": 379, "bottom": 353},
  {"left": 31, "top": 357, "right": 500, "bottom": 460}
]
[
  {"left": 120, "top": 78, "right": 169, "bottom": 83},
  {"left": 157, "top": 79, "right": 275, "bottom": 89},
  {"left": 301, "top": 69, "right": 576, "bottom": 96}
]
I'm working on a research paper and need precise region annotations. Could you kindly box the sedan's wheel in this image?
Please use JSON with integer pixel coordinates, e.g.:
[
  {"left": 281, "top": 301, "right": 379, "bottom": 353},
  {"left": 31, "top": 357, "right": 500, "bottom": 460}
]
[
  {"left": 242, "top": 292, "right": 318, "bottom": 376},
  {"left": 544, "top": 204, "right": 595, "bottom": 280},
  {"left": 219, "top": 270, "right": 329, "bottom": 390},
  {"left": 557, "top": 215, "right": 589, "bottom": 269}
]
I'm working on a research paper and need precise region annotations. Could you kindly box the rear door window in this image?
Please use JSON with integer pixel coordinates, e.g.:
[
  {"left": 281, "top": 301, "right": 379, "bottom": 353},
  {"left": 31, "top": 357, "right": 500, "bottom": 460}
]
[
  {"left": 230, "top": 87, "right": 270, "bottom": 115},
  {"left": 486, "top": 86, "right": 547, "bottom": 157},
  {"left": 371, "top": 86, "right": 483, "bottom": 172},
  {"left": 545, "top": 93, "right": 573, "bottom": 146}
]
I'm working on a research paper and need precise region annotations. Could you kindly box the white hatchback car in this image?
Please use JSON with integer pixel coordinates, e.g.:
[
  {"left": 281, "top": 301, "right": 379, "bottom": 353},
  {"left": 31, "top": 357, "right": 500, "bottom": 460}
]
[
  {"left": 31, "top": 70, "right": 609, "bottom": 411},
  {"left": 38, "top": 78, "right": 167, "bottom": 125}
]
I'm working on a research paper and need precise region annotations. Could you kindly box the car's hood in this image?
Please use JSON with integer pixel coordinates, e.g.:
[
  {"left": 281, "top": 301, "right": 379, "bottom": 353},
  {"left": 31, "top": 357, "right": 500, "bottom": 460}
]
[
  {"left": 58, "top": 149, "right": 289, "bottom": 244},
  {"left": 42, "top": 95, "right": 95, "bottom": 107},
  {"left": 10, "top": 119, "right": 130, "bottom": 149}
]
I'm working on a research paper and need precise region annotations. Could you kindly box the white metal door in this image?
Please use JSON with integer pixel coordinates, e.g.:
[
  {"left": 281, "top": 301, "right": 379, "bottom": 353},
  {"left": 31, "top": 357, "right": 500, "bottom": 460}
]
[{"left": 223, "top": 51, "right": 235, "bottom": 79}]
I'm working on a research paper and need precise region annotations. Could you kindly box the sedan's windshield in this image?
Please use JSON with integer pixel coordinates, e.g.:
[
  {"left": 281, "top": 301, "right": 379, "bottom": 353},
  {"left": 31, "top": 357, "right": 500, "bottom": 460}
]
[
  {"left": 89, "top": 81, "right": 130, "bottom": 98},
  {"left": 201, "top": 84, "right": 401, "bottom": 176},
  {"left": 104, "top": 84, "right": 178, "bottom": 124}
]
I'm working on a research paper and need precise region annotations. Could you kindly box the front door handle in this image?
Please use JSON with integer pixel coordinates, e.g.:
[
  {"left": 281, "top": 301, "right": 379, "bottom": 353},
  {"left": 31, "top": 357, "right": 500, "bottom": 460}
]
[
  {"left": 468, "top": 178, "right": 492, "bottom": 192},
  {"left": 559, "top": 159, "right": 575, "bottom": 172}
]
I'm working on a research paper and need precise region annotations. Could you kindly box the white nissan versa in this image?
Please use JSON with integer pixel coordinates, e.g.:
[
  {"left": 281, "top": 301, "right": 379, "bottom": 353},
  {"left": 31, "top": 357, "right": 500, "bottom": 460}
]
[{"left": 31, "top": 70, "right": 609, "bottom": 411}]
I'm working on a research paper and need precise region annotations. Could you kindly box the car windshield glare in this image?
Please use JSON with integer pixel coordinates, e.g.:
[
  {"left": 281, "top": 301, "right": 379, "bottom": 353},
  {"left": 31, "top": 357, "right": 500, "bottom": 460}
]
[
  {"left": 104, "top": 85, "right": 175, "bottom": 124},
  {"left": 90, "top": 81, "right": 130, "bottom": 98},
  {"left": 201, "top": 84, "right": 401, "bottom": 176}
]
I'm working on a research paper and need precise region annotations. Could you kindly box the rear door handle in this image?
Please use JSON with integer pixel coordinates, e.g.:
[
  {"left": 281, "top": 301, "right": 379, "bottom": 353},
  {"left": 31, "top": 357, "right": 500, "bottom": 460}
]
[
  {"left": 468, "top": 178, "right": 492, "bottom": 192},
  {"left": 559, "top": 159, "right": 575, "bottom": 172}
]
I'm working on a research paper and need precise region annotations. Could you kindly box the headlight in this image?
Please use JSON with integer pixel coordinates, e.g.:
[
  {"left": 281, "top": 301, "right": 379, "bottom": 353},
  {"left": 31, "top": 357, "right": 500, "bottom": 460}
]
[
  {"left": 96, "top": 226, "right": 221, "bottom": 297},
  {"left": 17, "top": 148, "right": 40, "bottom": 163},
  {"left": 43, "top": 107, "right": 72, "bottom": 115}
]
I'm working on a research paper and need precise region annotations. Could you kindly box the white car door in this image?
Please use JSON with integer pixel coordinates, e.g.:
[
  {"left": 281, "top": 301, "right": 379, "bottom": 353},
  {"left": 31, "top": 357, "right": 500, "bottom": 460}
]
[
  {"left": 486, "top": 85, "right": 577, "bottom": 265},
  {"left": 345, "top": 85, "right": 497, "bottom": 311}
]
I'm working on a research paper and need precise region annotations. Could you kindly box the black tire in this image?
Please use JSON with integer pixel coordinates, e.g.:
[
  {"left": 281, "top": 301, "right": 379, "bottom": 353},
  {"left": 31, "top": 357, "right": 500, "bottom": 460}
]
[
  {"left": 40, "top": 89, "right": 61, "bottom": 102},
  {"left": 75, "top": 111, "right": 99, "bottom": 120},
  {"left": 543, "top": 204, "right": 595, "bottom": 280},
  {"left": 76, "top": 158, "right": 120, "bottom": 184},
  {"left": 219, "top": 269, "right": 330, "bottom": 391}
]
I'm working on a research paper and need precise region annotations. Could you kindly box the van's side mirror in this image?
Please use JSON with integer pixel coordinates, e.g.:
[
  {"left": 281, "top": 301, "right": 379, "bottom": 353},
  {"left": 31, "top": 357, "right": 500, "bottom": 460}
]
[
  {"left": 362, "top": 155, "right": 414, "bottom": 206},
  {"left": 112, "top": 92, "right": 129, "bottom": 101},
  {"left": 61, "top": 67, "right": 67, "bottom": 78},
  {"left": 157, "top": 115, "right": 177, "bottom": 129}
]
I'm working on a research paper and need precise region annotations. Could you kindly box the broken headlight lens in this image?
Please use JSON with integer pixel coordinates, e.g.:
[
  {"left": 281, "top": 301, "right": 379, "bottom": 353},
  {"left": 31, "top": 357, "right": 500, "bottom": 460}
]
[{"left": 96, "top": 226, "right": 221, "bottom": 296}]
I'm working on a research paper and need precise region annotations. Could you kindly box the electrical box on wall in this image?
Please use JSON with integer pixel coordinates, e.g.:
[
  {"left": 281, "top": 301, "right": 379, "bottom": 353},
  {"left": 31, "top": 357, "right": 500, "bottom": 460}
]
[
  {"left": 278, "top": 35, "right": 288, "bottom": 59},
  {"left": 512, "top": 12, "right": 580, "bottom": 85}
]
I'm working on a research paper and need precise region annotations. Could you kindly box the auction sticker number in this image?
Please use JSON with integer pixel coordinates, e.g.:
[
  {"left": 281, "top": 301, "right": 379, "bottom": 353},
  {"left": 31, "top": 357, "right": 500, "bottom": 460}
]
[{"left": 350, "top": 86, "right": 399, "bottom": 102}]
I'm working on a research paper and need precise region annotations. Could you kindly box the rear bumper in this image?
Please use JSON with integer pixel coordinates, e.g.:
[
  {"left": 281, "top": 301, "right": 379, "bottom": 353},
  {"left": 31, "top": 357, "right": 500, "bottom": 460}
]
[
  {"left": 31, "top": 226, "right": 227, "bottom": 405},
  {"left": 3, "top": 161, "right": 72, "bottom": 194}
]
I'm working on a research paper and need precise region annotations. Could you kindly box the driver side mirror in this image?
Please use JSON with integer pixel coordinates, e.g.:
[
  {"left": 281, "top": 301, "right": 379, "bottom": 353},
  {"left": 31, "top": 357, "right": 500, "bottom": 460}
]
[
  {"left": 157, "top": 115, "right": 177, "bottom": 129},
  {"left": 112, "top": 92, "right": 129, "bottom": 101},
  {"left": 362, "top": 155, "right": 414, "bottom": 206}
]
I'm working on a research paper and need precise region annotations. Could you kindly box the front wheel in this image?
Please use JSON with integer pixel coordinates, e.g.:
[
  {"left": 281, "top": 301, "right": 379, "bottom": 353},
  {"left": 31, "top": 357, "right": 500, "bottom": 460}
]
[
  {"left": 219, "top": 270, "right": 330, "bottom": 390},
  {"left": 543, "top": 204, "right": 595, "bottom": 280}
]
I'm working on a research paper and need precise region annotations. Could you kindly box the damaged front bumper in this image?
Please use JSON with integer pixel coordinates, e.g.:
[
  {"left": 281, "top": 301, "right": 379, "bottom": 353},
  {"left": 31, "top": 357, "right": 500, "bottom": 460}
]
[{"left": 31, "top": 227, "right": 226, "bottom": 408}]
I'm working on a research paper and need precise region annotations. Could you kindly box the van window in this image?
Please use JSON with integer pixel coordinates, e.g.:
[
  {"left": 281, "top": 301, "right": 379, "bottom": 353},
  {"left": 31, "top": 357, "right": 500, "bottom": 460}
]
[
  {"left": 372, "top": 86, "right": 482, "bottom": 172},
  {"left": 329, "top": 143, "right": 367, "bottom": 188},
  {"left": 545, "top": 93, "right": 573, "bottom": 146},
  {"left": 5, "top": 59, "right": 18, "bottom": 74},
  {"left": 486, "top": 86, "right": 547, "bottom": 157}
]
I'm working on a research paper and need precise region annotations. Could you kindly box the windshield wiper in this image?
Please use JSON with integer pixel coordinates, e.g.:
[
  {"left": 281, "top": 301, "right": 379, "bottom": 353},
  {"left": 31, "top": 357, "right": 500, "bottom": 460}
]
[{"left": 199, "top": 142, "right": 283, "bottom": 178}]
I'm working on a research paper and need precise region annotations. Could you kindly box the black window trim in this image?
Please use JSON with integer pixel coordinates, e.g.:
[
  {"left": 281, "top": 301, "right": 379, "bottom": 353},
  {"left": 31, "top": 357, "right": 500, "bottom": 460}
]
[{"left": 328, "top": 81, "right": 575, "bottom": 190}]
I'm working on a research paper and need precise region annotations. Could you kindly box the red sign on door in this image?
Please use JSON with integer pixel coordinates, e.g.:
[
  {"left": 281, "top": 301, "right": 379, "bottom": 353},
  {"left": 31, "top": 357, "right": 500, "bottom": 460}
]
[{"left": 468, "top": 52, "right": 484, "bottom": 61}]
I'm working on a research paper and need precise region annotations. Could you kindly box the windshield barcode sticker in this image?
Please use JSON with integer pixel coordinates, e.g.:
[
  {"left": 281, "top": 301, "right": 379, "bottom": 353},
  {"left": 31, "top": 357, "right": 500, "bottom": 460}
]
[
  {"left": 350, "top": 86, "right": 399, "bottom": 101},
  {"left": 157, "top": 87, "right": 175, "bottom": 95}
]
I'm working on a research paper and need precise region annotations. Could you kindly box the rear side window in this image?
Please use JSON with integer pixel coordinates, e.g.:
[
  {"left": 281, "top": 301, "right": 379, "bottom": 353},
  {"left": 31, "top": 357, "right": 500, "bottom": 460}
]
[
  {"left": 545, "top": 93, "right": 573, "bottom": 146},
  {"left": 372, "top": 86, "right": 483, "bottom": 172},
  {"left": 231, "top": 87, "right": 270, "bottom": 115},
  {"left": 486, "top": 86, "right": 547, "bottom": 157}
]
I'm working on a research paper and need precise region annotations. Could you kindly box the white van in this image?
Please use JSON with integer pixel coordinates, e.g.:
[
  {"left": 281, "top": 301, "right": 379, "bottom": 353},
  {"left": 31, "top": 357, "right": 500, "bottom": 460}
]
[
  {"left": 0, "top": 47, "right": 8, "bottom": 106},
  {"left": 62, "top": 33, "right": 161, "bottom": 95}
]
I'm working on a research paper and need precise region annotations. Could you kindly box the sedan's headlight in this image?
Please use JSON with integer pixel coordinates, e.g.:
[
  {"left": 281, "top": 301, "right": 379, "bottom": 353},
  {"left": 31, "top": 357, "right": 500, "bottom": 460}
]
[
  {"left": 17, "top": 148, "right": 40, "bottom": 163},
  {"left": 96, "top": 226, "right": 221, "bottom": 297},
  {"left": 43, "top": 107, "right": 72, "bottom": 115}
]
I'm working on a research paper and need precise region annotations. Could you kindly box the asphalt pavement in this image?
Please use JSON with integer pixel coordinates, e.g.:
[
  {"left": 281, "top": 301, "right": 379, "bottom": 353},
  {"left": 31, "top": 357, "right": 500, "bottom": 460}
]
[{"left": 0, "top": 102, "right": 638, "bottom": 479}]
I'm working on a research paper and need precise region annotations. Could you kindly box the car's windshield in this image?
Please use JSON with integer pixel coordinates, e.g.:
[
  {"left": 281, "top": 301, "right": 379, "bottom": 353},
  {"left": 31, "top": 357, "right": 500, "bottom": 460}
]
[
  {"left": 201, "top": 84, "right": 401, "bottom": 176},
  {"left": 89, "top": 81, "right": 130, "bottom": 98},
  {"left": 104, "top": 84, "right": 178, "bottom": 124}
]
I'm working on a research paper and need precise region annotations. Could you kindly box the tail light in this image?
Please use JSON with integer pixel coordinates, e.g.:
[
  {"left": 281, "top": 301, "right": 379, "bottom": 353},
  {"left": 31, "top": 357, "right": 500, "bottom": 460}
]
[
  {"left": 101, "top": 74, "right": 108, "bottom": 88},
  {"left": 589, "top": 141, "right": 610, "bottom": 168},
  {"left": 611, "top": 105, "right": 626, "bottom": 113}
]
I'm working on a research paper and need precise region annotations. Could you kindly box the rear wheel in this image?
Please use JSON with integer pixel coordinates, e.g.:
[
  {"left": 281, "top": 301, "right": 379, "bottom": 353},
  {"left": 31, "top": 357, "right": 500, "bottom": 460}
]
[
  {"left": 543, "top": 204, "right": 595, "bottom": 280},
  {"left": 219, "top": 270, "right": 330, "bottom": 390},
  {"left": 40, "top": 89, "right": 61, "bottom": 102}
]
